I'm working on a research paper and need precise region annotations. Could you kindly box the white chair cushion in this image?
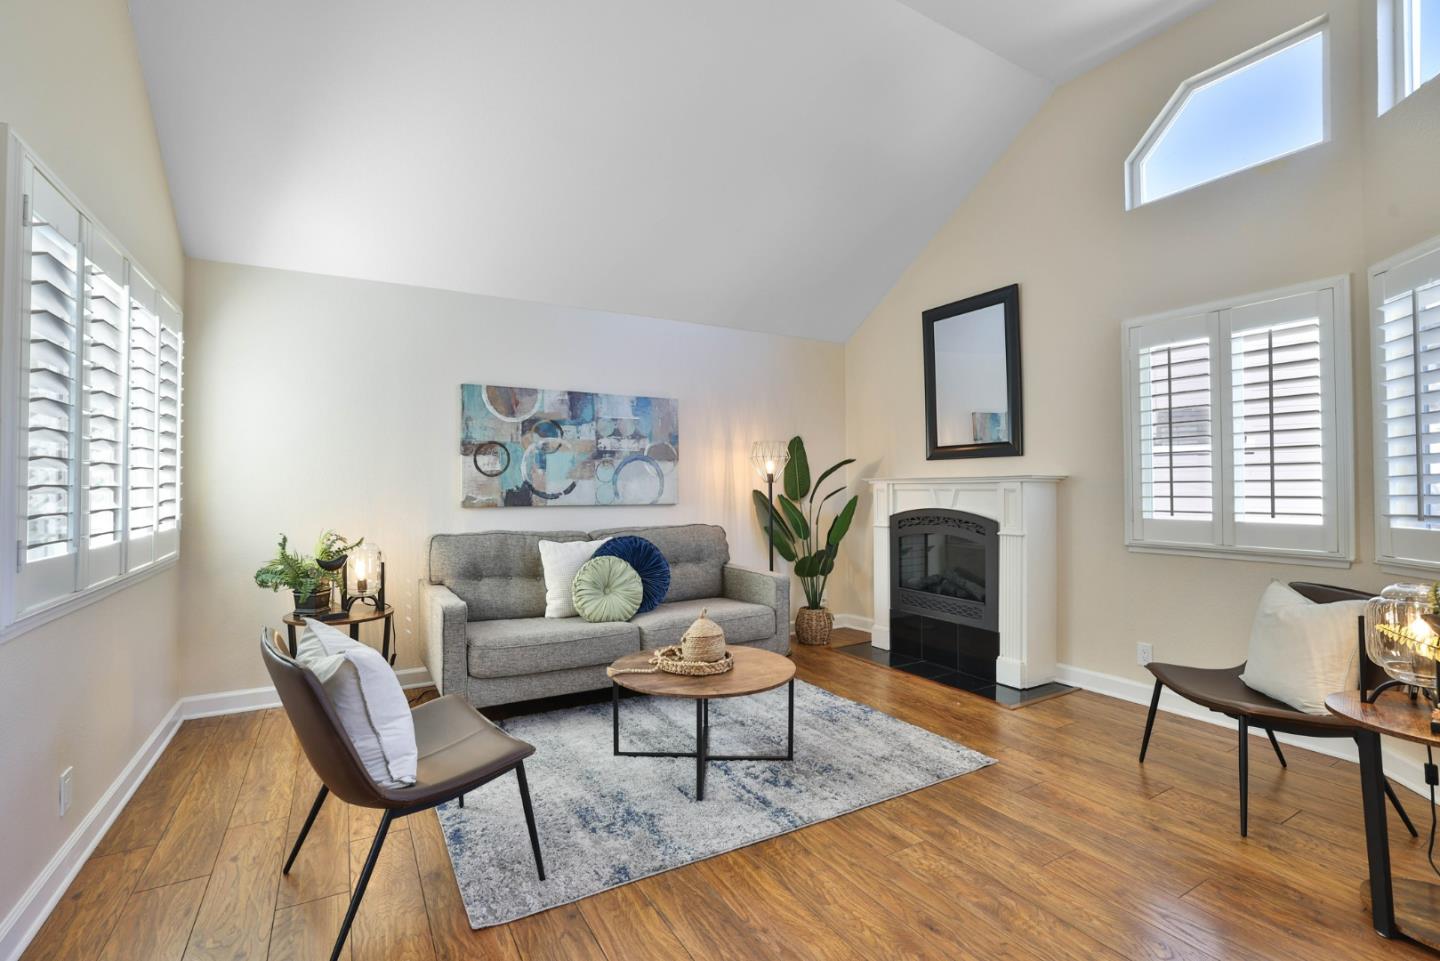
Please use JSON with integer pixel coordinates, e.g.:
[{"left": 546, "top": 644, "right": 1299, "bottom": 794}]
[
  {"left": 538, "top": 538, "right": 609, "bottom": 618},
  {"left": 294, "top": 618, "right": 418, "bottom": 787},
  {"left": 1239, "top": 581, "right": 1365, "bottom": 715}
]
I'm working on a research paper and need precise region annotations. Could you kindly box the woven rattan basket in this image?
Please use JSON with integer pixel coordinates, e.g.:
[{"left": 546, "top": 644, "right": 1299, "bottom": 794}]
[
  {"left": 681, "top": 608, "right": 727, "bottom": 662},
  {"left": 654, "top": 645, "right": 733, "bottom": 676}
]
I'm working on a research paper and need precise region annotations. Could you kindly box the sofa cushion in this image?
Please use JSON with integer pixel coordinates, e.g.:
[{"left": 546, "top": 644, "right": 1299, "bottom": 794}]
[
  {"left": 631, "top": 597, "right": 775, "bottom": 649},
  {"left": 430, "top": 531, "right": 588, "bottom": 621},
  {"left": 588, "top": 524, "right": 728, "bottom": 602},
  {"left": 466, "top": 617, "right": 640, "bottom": 679}
]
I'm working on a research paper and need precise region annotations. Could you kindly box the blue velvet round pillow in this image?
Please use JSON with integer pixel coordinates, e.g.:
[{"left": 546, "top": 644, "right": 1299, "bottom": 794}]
[{"left": 593, "top": 536, "right": 670, "bottom": 614}]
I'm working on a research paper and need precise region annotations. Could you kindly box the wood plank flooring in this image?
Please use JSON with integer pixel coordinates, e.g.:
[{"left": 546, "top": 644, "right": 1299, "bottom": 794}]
[{"left": 21, "top": 628, "right": 1440, "bottom": 960}]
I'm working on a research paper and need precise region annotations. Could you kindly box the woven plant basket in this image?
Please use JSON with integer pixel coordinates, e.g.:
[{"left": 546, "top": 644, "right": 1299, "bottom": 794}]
[
  {"left": 681, "top": 608, "right": 727, "bottom": 663},
  {"left": 795, "top": 607, "right": 834, "bottom": 646}
]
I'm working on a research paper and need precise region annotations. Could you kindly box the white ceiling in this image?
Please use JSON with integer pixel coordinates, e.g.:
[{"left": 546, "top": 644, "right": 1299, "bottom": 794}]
[{"left": 129, "top": 0, "right": 1208, "bottom": 342}]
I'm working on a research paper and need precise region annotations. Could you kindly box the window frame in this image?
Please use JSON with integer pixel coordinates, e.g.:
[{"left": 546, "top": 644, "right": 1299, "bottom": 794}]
[
  {"left": 1125, "top": 16, "right": 1331, "bottom": 210},
  {"left": 1380, "top": 0, "right": 1437, "bottom": 113},
  {"left": 1122, "top": 275, "right": 1355, "bottom": 567},
  {"left": 1370, "top": 232, "right": 1440, "bottom": 573},
  {"left": 0, "top": 126, "right": 183, "bottom": 643}
]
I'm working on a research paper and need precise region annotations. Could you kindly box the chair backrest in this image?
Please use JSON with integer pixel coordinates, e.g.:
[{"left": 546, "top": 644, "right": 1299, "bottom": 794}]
[
  {"left": 1287, "top": 582, "right": 1385, "bottom": 695},
  {"left": 260, "top": 629, "right": 389, "bottom": 808}
]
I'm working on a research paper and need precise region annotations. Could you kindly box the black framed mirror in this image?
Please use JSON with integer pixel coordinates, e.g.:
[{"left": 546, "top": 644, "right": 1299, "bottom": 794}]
[{"left": 922, "top": 284, "right": 1023, "bottom": 460}]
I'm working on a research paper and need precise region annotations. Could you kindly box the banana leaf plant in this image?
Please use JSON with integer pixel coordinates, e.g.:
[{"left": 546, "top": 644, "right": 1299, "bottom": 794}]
[{"left": 751, "top": 436, "right": 858, "bottom": 610}]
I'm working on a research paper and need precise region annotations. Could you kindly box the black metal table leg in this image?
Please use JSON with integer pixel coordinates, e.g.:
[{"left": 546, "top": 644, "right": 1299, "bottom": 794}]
[
  {"left": 786, "top": 679, "right": 794, "bottom": 760},
  {"left": 1356, "top": 730, "right": 1399, "bottom": 938},
  {"left": 696, "top": 698, "right": 707, "bottom": 801},
  {"left": 612, "top": 682, "right": 620, "bottom": 755}
]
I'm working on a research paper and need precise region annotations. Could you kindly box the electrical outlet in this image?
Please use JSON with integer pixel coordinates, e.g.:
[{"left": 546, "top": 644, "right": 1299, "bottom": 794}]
[
  {"left": 1136, "top": 642, "right": 1153, "bottom": 667},
  {"left": 58, "top": 767, "right": 74, "bottom": 817}
]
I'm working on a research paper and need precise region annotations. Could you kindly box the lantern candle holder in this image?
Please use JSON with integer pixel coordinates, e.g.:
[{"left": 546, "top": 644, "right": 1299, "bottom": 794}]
[
  {"left": 342, "top": 543, "right": 385, "bottom": 614},
  {"left": 1364, "top": 582, "right": 1440, "bottom": 733}
]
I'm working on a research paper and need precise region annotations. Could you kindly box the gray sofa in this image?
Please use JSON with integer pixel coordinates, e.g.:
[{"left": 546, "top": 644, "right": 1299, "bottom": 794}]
[{"left": 422, "top": 524, "right": 790, "bottom": 708}]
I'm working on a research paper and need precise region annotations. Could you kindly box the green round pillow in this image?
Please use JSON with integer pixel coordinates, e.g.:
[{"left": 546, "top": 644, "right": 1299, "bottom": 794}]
[{"left": 572, "top": 556, "right": 643, "bottom": 623}]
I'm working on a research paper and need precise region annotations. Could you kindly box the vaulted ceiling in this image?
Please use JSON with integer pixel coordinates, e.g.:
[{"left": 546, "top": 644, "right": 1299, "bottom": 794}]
[{"left": 129, "top": 0, "right": 1210, "bottom": 341}]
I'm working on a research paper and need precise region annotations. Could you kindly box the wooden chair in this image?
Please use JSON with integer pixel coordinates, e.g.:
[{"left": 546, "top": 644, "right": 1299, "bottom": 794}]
[
  {"left": 1138, "top": 582, "right": 1418, "bottom": 838},
  {"left": 261, "top": 630, "right": 545, "bottom": 961}
]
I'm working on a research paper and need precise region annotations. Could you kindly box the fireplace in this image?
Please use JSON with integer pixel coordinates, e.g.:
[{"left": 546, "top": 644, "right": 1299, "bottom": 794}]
[
  {"left": 890, "top": 509, "right": 1000, "bottom": 686},
  {"left": 860, "top": 476, "right": 1064, "bottom": 696}
]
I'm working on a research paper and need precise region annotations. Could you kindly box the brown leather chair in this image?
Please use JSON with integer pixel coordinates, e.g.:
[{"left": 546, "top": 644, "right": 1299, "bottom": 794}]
[
  {"left": 261, "top": 630, "right": 544, "bottom": 961},
  {"left": 1138, "top": 582, "right": 1417, "bottom": 838}
]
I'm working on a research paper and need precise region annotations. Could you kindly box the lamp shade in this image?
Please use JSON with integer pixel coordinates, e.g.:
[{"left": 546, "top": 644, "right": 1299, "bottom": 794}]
[
  {"left": 750, "top": 441, "right": 789, "bottom": 481},
  {"left": 1365, "top": 583, "right": 1439, "bottom": 688},
  {"left": 348, "top": 543, "right": 383, "bottom": 597}
]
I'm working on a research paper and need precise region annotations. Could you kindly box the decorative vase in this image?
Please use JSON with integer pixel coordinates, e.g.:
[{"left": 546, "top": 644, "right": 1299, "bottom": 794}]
[{"left": 795, "top": 607, "right": 834, "bottom": 646}]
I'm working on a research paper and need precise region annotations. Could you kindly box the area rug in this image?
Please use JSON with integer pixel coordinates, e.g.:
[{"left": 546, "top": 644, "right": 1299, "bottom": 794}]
[{"left": 436, "top": 679, "right": 995, "bottom": 927}]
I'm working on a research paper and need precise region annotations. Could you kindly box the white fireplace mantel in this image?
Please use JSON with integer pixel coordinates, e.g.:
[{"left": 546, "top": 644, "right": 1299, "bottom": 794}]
[{"left": 868, "top": 475, "right": 1064, "bottom": 690}]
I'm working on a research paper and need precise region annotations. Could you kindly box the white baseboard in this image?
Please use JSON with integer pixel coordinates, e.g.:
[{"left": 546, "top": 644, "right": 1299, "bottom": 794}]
[
  {"left": 1055, "top": 662, "right": 1431, "bottom": 802},
  {"left": 0, "top": 702, "right": 182, "bottom": 961},
  {"left": 832, "top": 613, "right": 873, "bottom": 632},
  {"left": 0, "top": 663, "right": 432, "bottom": 961}
]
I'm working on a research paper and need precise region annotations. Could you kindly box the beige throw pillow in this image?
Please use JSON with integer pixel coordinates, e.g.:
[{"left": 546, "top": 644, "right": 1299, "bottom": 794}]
[
  {"left": 1239, "top": 581, "right": 1365, "bottom": 715},
  {"left": 538, "top": 538, "right": 610, "bottom": 618}
]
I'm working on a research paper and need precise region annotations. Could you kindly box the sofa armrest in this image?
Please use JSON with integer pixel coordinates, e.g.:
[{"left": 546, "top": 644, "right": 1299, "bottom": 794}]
[
  {"left": 421, "top": 581, "right": 469, "bottom": 697},
  {"left": 722, "top": 564, "right": 789, "bottom": 624}
]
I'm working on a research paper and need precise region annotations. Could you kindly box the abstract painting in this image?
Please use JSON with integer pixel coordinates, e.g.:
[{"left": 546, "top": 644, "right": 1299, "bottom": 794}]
[{"left": 460, "top": 384, "right": 679, "bottom": 508}]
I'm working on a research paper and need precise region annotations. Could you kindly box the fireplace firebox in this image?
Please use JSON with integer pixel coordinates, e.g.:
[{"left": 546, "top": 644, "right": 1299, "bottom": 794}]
[{"left": 889, "top": 509, "right": 1000, "bottom": 688}]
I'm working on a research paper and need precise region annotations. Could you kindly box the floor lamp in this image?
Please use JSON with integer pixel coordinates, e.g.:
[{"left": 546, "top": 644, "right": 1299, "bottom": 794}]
[{"left": 750, "top": 441, "right": 790, "bottom": 571}]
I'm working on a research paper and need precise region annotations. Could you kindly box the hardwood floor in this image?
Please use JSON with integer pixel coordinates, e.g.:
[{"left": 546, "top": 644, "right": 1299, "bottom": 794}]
[{"left": 22, "top": 628, "right": 1440, "bottom": 960}]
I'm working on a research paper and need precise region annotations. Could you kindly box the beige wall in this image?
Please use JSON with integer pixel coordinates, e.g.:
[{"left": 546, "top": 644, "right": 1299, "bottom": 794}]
[
  {"left": 179, "top": 259, "right": 846, "bottom": 695},
  {"left": 837, "top": 0, "right": 1440, "bottom": 690},
  {"left": 0, "top": 0, "right": 183, "bottom": 936}
]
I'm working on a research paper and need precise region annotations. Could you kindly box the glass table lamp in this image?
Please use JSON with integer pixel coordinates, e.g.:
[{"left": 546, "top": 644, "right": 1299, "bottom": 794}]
[
  {"left": 1365, "top": 582, "right": 1440, "bottom": 731},
  {"left": 344, "top": 543, "right": 385, "bottom": 612}
]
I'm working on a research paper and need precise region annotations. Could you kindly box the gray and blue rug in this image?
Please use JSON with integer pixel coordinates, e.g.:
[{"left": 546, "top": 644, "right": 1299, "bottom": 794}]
[{"left": 437, "top": 679, "right": 995, "bottom": 927}]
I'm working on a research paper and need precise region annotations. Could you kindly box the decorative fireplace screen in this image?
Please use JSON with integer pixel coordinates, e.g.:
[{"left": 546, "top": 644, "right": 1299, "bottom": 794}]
[{"left": 890, "top": 509, "right": 998, "bottom": 631}]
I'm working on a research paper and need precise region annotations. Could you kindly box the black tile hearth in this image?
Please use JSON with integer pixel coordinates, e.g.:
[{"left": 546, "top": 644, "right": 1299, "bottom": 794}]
[{"left": 834, "top": 643, "right": 1074, "bottom": 708}]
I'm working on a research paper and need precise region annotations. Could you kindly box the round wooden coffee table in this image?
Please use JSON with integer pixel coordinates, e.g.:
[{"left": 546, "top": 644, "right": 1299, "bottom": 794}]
[{"left": 609, "top": 646, "right": 796, "bottom": 800}]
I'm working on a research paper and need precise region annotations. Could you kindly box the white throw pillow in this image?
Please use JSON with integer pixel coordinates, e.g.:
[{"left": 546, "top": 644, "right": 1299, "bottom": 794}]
[
  {"left": 538, "top": 538, "right": 610, "bottom": 618},
  {"left": 293, "top": 618, "right": 418, "bottom": 788},
  {"left": 1239, "top": 581, "right": 1365, "bottom": 715}
]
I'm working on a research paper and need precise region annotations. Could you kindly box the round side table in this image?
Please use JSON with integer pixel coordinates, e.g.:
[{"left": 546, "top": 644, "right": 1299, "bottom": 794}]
[
  {"left": 1326, "top": 689, "right": 1440, "bottom": 953},
  {"left": 283, "top": 604, "right": 396, "bottom": 665}
]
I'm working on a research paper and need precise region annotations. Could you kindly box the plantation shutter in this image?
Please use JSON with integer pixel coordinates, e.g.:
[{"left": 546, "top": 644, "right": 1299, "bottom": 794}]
[
  {"left": 81, "top": 227, "right": 128, "bottom": 587},
  {"left": 1228, "top": 288, "right": 1338, "bottom": 554},
  {"left": 16, "top": 168, "right": 83, "bottom": 615},
  {"left": 1128, "top": 311, "right": 1221, "bottom": 546},
  {"left": 154, "top": 298, "right": 181, "bottom": 560},
  {"left": 1374, "top": 243, "right": 1440, "bottom": 567},
  {"left": 125, "top": 271, "right": 160, "bottom": 571}
]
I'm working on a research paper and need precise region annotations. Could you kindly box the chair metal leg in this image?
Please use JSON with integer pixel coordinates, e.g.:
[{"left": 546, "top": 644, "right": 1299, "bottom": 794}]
[
  {"left": 1265, "top": 728, "right": 1287, "bottom": 768},
  {"left": 283, "top": 785, "right": 328, "bottom": 875},
  {"left": 331, "top": 810, "right": 393, "bottom": 961},
  {"left": 1139, "top": 680, "right": 1163, "bottom": 763},
  {"left": 1238, "top": 717, "right": 1249, "bottom": 838},
  {"left": 515, "top": 761, "right": 545, "bottom": 880},
  {"left": 458, "top": 794, "right": 464, "bottom": 808},
  {"left": 1385, "top": 779, "right": 1420, "bottom": 838}
]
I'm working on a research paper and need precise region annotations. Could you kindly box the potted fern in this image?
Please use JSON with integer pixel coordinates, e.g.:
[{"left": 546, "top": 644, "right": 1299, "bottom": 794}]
[
  {"left": 751, "top": 436, "right": 858, "bottom": 645},
  {"left": 255, "top": 533, "right": 361, "bottom": 616}
]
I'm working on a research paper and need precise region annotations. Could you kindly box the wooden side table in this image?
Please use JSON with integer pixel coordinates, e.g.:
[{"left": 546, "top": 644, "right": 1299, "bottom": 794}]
[
  {"left": 1326, "top": 689, "right": 1440, "bottom": 952},
  {"left": 283, "top": 604, "right": 396, "bottom": 665}
]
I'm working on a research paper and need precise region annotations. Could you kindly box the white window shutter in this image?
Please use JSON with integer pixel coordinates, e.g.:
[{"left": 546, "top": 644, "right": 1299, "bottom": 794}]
[
  {"left": 154, "top": 298, "right": 181, "bottom": 561},
  {"left": 80, "top": 227, "right": 128, "bottom": 587},
  {"left": 1373, "top": 242, "right": 1440, "bottom": 568},
  {"left": 1227, "top": 288, "right": 1338, "bottom": 554},
  {"left": 16, "top": 167, "right": 83, "bottom": 615},
  {"left": 1127, "top": 311, "right": 1221, "bottom": 547},
  {"left": 125, "top": 271, "right": 160, "bottom": 572}
]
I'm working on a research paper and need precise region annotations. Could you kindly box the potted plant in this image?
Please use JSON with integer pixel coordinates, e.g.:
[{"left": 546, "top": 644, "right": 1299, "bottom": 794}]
[
  {"left": 752, "top": 436, "right": 858, "bottom": 645},
  {"left": 254, "top": 534, "right": 330, "bottom": 615}
]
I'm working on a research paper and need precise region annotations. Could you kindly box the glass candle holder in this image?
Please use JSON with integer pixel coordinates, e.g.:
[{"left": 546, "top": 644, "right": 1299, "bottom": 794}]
[{"left": 1365, "top": 583, "right": 1439, "bottom": 688}]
